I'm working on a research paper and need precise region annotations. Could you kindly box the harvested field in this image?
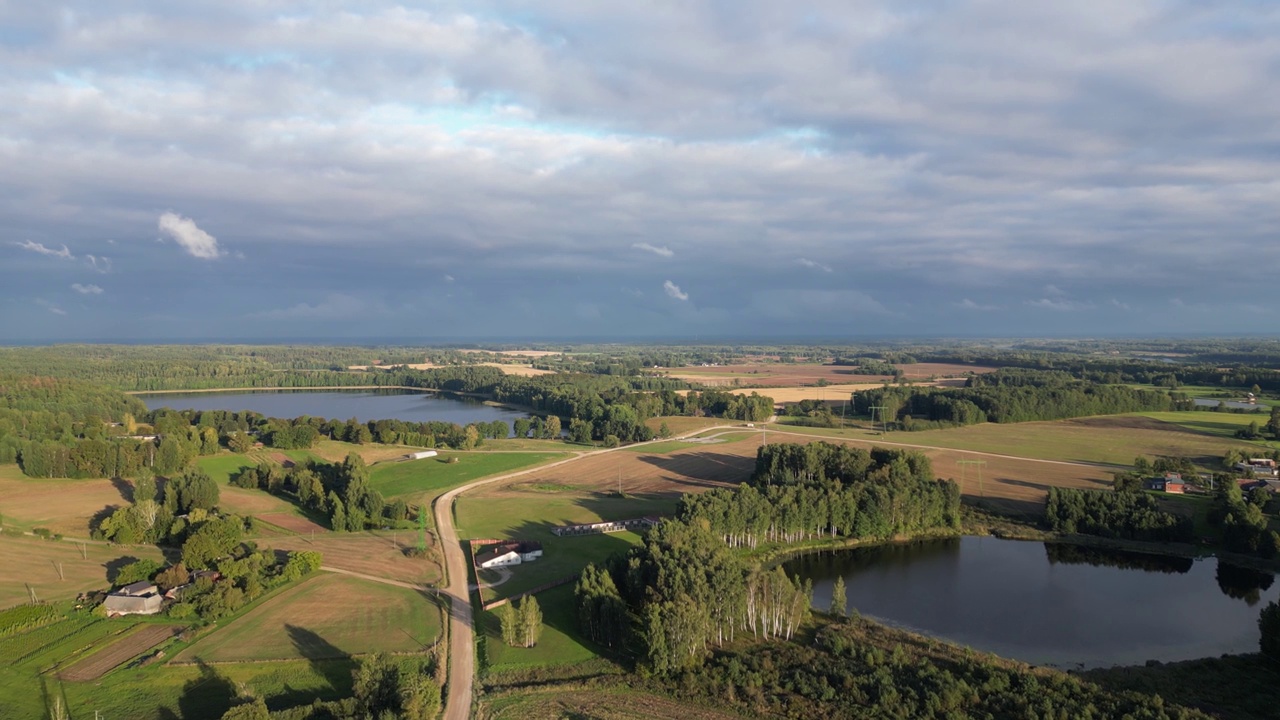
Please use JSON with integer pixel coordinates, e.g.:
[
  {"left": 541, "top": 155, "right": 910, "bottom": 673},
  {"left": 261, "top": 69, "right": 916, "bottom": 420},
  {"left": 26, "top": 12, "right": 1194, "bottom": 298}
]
[
  {"left": 0, "top": 535, "right": 165, "bottom": 609},
  {"left": 476, "top": 362, "right": 556, "bottom": 376},
  {"left": 58, "top": 624, "right": 180, "bottom": 681},
  {"left": 311, "top": 440, "right": 422, "bottom": 465},
  {"left": 219, "top": 487, "right": 298, "bottom": 517},
  {"left": 255, "top": 512, "right": 329, "bottom": 535},
  {"left": 643, "top": 416, "right": 728, "bottom": 435},
  {"left": 259, "top": 531, "right": 441, "bottom": 585},
  {"left": 667, "top": 363, "right": 896, "bottom": 387},
  {"left": 508, "top": 437, "right": 761, "bottom": 496},
  {"left": 728, "top": 383, "right": 888, "bottom": 403},
  {"left": 895, "top": 363, "right": 998, "bottom": 378},
  {"left": 0, "top": 469, "right": 126, "bottom": 537},
  {"left": 174, "top": 574, "right": 440, "bottom": 662}
]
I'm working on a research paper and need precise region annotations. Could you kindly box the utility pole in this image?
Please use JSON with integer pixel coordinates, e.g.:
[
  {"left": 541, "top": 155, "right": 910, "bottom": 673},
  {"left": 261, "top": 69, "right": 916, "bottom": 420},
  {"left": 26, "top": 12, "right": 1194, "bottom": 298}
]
[
  {"left": 958, "top": 460, "right": 987, "bottom": 500},
  {"left": 869, "top": 406, "right": 888, "bottom": 435}
]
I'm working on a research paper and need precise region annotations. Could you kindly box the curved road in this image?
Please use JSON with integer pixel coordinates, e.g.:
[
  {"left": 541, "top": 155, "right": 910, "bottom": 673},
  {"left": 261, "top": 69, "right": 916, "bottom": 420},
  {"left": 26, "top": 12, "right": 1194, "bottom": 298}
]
[{"left": 432, "top": 422, "right": 1110, "bottom": 719}]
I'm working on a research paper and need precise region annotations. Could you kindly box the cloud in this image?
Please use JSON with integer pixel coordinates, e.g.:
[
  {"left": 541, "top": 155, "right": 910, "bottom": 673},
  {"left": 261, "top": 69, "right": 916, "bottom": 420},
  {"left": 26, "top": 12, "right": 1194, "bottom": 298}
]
[
  {"left": 71, "top": 283, "right": 103, "bottom": 295},
  {"left": 955, "top": 298, "right": 999, "bottom": 311},
  {"left": 796, "top": 258, "right": 833, "bottom": 273},
  {"left": 444, "top": 274, "right": 455, "bottom": 282},
  {"left": 252, "top": 293, "right": 383, "bottom": 321},
  {"left": 35, "top": 299, "right": 67, "bottom": 315},
  {"left": 85, "top": 255, "right": 113, "bottom": 273},
  {"left": 663, "top": 280, "right": 689, "bottom": 301},
  {"left": 1026, "top": 298, "right": 1095, "bottom": 311},
  {"left": 1108, "top": 298, "right": 1131, "bottom": 311},
  {"left": 15, "top": 241, "right": 74, "bottom": 259},
  {"left": 157, "top": 212, "right": 223, "bottom": 259},
  {"left": 632, "top": 243, "right": 674, "bottom": 258}
]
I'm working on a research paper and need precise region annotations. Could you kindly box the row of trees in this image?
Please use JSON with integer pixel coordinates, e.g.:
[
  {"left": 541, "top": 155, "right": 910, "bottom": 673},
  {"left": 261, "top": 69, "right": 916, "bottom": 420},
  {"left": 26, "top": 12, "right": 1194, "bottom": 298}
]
[
  {"left": 497, "top": 596, "right": 543, "bottom": 648},
  {"left": 232, "top": 453, "right": 410, "bottom": 532}
]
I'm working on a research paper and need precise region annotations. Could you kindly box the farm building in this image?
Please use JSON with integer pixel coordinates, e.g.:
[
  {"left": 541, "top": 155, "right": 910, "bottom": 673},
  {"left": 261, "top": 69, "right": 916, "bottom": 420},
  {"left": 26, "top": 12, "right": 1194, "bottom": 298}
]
[
  {"left": 102, "top": 582, "right": 162, "bottom": 617},
  {"left": 474, "top": 541, "right": 543, "bottom": 569},
  {"left": 406, "top": 450, "right": 439, "bottom": 460},
  {"left": 1145, "top": 475, "right": 1187, "bottom": 493},
  {"left": 553, "top": 516, "right": 662, "bottom": 536},
  {"left": 1235, "top": 459, "right": 1279, "bottom": 477}
]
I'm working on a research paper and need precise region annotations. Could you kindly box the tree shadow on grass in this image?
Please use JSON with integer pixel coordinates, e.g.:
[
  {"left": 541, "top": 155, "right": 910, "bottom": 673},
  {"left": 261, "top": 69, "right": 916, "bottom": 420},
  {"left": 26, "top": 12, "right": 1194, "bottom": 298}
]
[
  {"left": 286, "top": 624, "right": 355, "bottom": 696},
  {"left": 634, "top": 450, "right": 754, "bottom": 491},
  {"left": 103, "top": 555, "right": 142, "bottom": 584},
  {"left": 163, "top": 659, "right": 238, "bottom": 720}
]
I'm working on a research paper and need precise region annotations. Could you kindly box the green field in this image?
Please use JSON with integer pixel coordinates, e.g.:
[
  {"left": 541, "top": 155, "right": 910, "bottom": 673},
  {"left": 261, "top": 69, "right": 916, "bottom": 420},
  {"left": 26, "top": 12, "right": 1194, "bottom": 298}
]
[
  {"left": 479, "top": 584, "right": 602, "bottom": 671},
  {"left": 60, "top": 657, "right": 356, "bottom": 720},
  {"left": 458, "top": 491, "right": 674, "bottom": 600},
  {"left": 196, "top": 454, "right": 257, "bottom": 484},
  {"left": 1139, "top": 411, "right": 1279, "bottom": 448},
  {"left": 174, "top": 573, "right": 441, "bottom": 662},
  {"left": 369, "top": 451, "right": 566, "bottom": 500}
]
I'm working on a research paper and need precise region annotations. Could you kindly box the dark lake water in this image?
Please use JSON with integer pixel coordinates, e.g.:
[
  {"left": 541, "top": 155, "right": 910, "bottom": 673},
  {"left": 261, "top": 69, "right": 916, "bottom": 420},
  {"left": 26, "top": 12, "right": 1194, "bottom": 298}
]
[
  {"left": 139, "top": 389, "right": 531, "bottom": 427},
  {"left": 784, "top": 536, "right": 1279, "bottom": 669},
  {"left": 1192, "top": 398, "right": 1266, "bottom": 411}
]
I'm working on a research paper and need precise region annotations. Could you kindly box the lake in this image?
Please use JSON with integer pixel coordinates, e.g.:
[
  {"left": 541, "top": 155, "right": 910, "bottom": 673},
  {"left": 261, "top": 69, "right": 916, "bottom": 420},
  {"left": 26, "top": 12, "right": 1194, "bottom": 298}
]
[
  {"left": 139, "top": 389, "right": 531, "bottom": 428},
  {"left": 1192, "top": 398, "right": 1266, "bottom": 411},
  {"left": 785, "top": 536, "right": 1279, "bottom": 669}
]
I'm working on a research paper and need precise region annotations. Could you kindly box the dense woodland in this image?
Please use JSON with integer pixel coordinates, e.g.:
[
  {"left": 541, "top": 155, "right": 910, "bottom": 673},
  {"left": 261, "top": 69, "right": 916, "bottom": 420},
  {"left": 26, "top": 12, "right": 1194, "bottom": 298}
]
[
  {"left": 649, "top": 619, "right": 1212, "bottom": 719},
  {"left": 576, "top": 441, "right": 960, "bottom": 674},
  {"left": 1044, "top": 487, "right": 1194, "bottom": 543},
  {"left": 853, "top": 369, "right": 1189, "bottom": 430}
]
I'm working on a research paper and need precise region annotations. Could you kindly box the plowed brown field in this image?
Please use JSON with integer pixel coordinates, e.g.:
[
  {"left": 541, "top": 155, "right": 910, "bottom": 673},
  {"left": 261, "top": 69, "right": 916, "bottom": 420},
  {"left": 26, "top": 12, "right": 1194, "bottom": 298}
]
[
  {"left": 58, "top": 624, "right": 180, "bottom": 681},
  {"left": 258, "top": 531, "right": 441, "bottom": 585}
]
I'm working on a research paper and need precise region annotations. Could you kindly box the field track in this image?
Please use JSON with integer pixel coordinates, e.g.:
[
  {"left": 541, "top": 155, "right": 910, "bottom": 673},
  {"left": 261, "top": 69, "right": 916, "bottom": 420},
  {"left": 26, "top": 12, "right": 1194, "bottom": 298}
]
[{"left": 58, "top": 625, "right": 179, "bottom": 681}]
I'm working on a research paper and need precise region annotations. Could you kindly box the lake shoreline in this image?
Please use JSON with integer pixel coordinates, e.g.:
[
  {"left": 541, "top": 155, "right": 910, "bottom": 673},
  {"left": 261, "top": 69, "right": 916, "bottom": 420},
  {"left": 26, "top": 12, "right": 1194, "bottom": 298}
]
[{"left": 131, "top": 385, "right": 540, "bottom": 415}]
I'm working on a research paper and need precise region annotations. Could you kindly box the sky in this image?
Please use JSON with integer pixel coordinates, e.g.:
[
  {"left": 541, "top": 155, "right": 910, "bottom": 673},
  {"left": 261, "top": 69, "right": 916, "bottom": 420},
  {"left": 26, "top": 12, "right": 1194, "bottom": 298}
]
[{"left": 3, "top": 2, "right": 1279, "bottom": 342}]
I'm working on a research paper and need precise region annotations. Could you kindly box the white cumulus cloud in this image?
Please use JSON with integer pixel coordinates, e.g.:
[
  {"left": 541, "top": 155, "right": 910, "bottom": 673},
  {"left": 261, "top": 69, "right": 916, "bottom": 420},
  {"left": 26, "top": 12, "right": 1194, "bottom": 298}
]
[
  {"left": 71, "top": 283, "right": 104, "bottom": 295},
  {"left": 15, "top": 241, "right": 74, "bottom": 259},
  {"left": 663, "top": 280, "right": 689, "bottom": 301},
  {"left": 633, "top": 243, "right": 674, "bottom": 258},
  {"left": 796, "top": 258, "right": 833, "bottom": 272},
  {"left": 158, "top": 212, "right": 223, "bottom": 259}
]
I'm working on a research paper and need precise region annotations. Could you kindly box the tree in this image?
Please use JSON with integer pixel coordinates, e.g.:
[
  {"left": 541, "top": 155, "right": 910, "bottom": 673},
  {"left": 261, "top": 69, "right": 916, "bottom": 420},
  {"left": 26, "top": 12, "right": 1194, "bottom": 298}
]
[
  {"left": 114, "top": 558, "right": 163, "bottom": 587},
  {"left": 219, "top": 699, "right": 269, "bottom": 720},
  {"left": 519, "top": 595, "right": 543, "bottom": 647},
  {"left": 461, "top": 424, "right": 480, "bottom": 450},
  {"left": 329, "top": 493, "right": 346, "bottom": 532},
  {"left": 352, "top": 653, "right": 399, "bottom": 718},
  {"left": 514, "top": 418, "right": 532, "bottom": 439},
  {"left": 227, "top": 431, "right": 254, "bottom": 453},
  {"left": 398, "top": 662, "right": 442, "bottom": 720},
  {"left": 134, "top": 476, "right": 157, "bottom": 503},
  {"left": 543, "top": 415, "right": 561, "bottom": 439},
  {"left": 499, "top": 602, "right": 519, "bottom": 647},
  {"left": 1261, "top": 601, "right": 1280, "bottom": 661},
  {"left": 659, "top": 421, "right": 672, "bottom": 439},
  {"left": 830, "top": 575, "right": 847, "bottom": 618}
]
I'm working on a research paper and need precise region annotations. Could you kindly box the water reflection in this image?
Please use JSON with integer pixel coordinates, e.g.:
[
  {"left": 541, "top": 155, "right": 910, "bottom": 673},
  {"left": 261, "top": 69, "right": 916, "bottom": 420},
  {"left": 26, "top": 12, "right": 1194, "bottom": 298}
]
[
  {"left": 785, "top": 536, "right": 1280, "bottom": 668},
  {"left": 1216, "top": 561, "right": 1276, "bottom": 605},
  {"left": 1044, "top": 543, "right": 1193, "bottom": 575}
]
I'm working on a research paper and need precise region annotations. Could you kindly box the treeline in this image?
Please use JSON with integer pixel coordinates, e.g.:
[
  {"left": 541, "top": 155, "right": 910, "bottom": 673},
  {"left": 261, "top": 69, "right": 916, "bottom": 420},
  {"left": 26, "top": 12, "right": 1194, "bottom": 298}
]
[
  {"left": 853, "top": 369, "right": 1187, "bottom": 429},
  {"left": 1044, "top": 487, "right": 1194, "bottom": 542},
  {"left": 575, "top": 441, "right": 959, "bottom": 674},
  {"left": 1208, "top": 480, "right": 1280, "bottom": 558},
  {"left": 651, "top": 618, "right": 1212, "bottom": 719}
]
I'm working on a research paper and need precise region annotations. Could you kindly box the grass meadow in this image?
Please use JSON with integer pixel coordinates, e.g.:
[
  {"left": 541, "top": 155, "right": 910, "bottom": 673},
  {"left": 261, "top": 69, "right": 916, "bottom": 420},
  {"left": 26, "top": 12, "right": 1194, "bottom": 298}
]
[
  {"left": 369, "top": 451, "right": 566, "bottom": 501},
  {"left": 174, "top": 573, "right": 441, "bottom": 663}
]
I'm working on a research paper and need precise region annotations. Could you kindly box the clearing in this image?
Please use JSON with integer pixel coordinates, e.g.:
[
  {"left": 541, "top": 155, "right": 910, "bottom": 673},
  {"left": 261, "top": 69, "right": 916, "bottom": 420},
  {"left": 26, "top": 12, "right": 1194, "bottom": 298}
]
[
  {"left": 477, "top": 584, "right": 603, "bottom": 671},
  {"left": 0, "top": 466, "right": 127, "bottom": 537},
  {"left": 254, "top": 512, "right": 329, "bottom": 535},
  {"left": 174, "top": 573, "right": 441, "bottom": 662},
  {"left": 259, "top": 530, "right": 441, "bottom": 586},
  {"left": 0, "top": 535, "right": 165, "bottom": 609},
  {"left": 58, "top": 624, "right": 181, "bottom": 681},
  {"left": 368, "top": 451, "right": 567, "bottom": 501}
]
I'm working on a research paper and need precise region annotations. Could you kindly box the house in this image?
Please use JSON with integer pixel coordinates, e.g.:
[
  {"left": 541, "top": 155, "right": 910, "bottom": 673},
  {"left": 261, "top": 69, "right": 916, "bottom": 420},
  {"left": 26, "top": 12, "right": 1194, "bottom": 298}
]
[
  {"left": 406, "top": 450, "right": 439, "bottom": 461},
  {"left": 1145, "top": 474, "right": 1186, "bottom": 493},
  {"left": 102, "top": 581, "right": 162, "bottom": 617},
  {"left": 474, "top": 541, "right": 543, "bottom": 569}
]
